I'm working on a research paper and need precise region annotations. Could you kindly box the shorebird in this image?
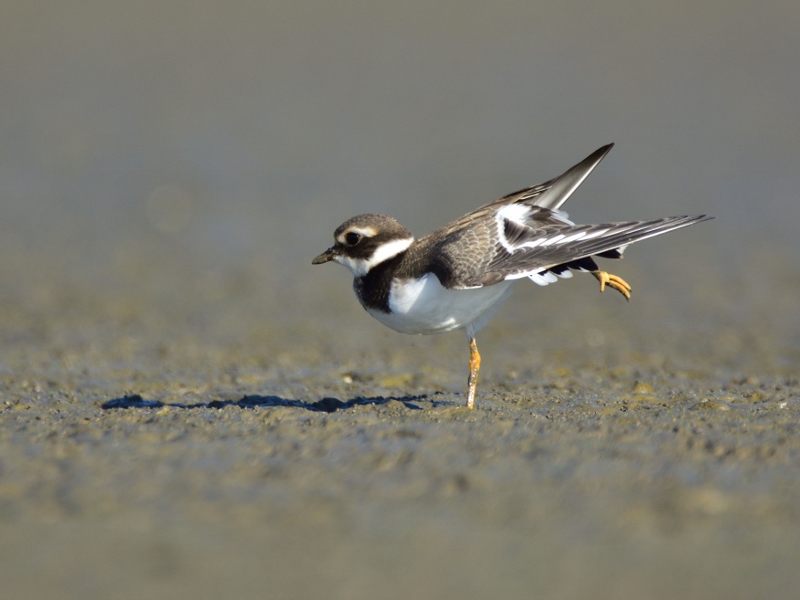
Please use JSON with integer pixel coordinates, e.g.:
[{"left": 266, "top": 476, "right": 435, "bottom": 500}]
[{"left": 313, "top": 144, "right": 710, "bottom": 408}]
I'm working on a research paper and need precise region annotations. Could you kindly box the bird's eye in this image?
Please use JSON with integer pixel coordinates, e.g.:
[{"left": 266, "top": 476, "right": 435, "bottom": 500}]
[{"left": 345, "top": 232, "right": 362, "bottom": 246}]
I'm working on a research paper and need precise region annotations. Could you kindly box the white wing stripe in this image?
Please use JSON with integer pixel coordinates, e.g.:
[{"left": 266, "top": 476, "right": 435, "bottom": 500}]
[
  {"left": 579, "top": 228, "right": 609, "bottom": 240},
  {"left": 556, "top": 231, "right": 587, "bottom": 244},
  {"left": 497, "top": 203, "right": 531, "bottom": 224},
  {"left": 518, "top": 237, "right": 545, "bottom": 250},
  {"left": 539, "top": 234, "right": 565, "bottom": 247}
]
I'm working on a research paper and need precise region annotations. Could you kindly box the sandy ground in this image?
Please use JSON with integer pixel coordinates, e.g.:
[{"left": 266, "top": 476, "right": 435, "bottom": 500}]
[
  {"left": 1, "top": 247, "right": 799, "bottom": 600},
  {"left": 2, "top": 4, "right": 800, "bottom": 597}
]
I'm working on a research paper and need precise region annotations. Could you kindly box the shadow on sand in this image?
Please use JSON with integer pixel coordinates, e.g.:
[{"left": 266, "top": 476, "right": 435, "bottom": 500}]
[{"left": 101, "top": 393, "right": 434, "bottom": 413}]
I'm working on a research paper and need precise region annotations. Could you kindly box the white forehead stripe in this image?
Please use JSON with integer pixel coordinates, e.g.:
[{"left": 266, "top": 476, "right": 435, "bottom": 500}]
[{"left": 336, "top": 226, "right": 378, "bottom": 243}]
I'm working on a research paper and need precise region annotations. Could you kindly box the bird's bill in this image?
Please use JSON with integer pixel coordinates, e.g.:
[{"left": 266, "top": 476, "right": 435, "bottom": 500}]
[{"left": 312, "top": 248, "right": 337, "bottom": 264}]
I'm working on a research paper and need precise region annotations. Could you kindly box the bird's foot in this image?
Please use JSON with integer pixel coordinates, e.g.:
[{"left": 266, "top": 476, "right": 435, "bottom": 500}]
[{"left": 593, "top": 270, "right": 631, "bottom": 301}]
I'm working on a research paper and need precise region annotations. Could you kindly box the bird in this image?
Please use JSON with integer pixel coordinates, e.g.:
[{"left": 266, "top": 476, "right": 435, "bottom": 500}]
[{"left": 312, "top": 144, "right": 711, "bottom": 408}]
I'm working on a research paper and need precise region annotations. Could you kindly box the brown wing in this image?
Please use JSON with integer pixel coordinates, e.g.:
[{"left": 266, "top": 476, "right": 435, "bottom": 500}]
[
  {"left": 404, "top": 143, "right": 710, "bottom": 289},
  {"left": 435, "top": 143, "right": 615, "bottom": 239},
  {"left": 414, "top": 208, "right": 710, "bottom": 289}
]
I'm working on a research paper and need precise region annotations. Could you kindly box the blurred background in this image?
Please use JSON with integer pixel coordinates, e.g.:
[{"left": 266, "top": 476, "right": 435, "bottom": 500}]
[{"left": 1, "top": 0, "right": 799, "bottom": 367}]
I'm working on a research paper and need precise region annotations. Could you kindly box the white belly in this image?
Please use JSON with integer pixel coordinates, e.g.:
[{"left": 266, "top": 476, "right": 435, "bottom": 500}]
[{"left": 365, "top": 273, "right": 515, "bottom": 335}]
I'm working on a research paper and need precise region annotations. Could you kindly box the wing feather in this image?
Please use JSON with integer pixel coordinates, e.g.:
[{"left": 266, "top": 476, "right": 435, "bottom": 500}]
[
  {"left": 405, "top": 144, "right": 712, "bottom": 290},
  {"left": 456, "top": 214, "right": 710, "bottom": 288},
  {"left": 434, "top": 144, "right": 614, "bottom": 237}
]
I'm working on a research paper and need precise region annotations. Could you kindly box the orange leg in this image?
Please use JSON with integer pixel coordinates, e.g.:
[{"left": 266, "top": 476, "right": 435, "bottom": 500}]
[
  {"left": 592, "top": 270, "right": 632, "bottom": 301},
  {"left": 466, "top": 337, "right": 481, "bottom": 409}
]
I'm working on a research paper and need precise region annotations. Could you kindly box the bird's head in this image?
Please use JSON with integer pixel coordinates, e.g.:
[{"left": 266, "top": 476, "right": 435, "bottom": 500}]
[{"left": 312, "top": 214, "right": 414, "bottom": 277}]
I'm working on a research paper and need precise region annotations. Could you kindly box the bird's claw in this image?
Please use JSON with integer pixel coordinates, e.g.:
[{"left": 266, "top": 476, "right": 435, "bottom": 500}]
[{"left": 593, "top": 271, "right": 632, "bottom": 301}]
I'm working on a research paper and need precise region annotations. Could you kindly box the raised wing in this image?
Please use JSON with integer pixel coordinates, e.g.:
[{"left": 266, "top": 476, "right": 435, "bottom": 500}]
[
  {"left": 494, "top": 143, "right": 613, "bottom": 211},
  {"left": 429, "top": 204, "right": 711, "bottom": 289},
  {"left": 434, "top": 144, "right": 614, "bottom": 241},
  {"left": 414, "top": 144, "right": 711, "bottom": 290}
]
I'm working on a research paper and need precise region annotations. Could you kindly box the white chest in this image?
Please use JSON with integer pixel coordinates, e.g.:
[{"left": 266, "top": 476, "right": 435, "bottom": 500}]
[{"left": 365, "top": 273, "right": 515, "bottom": 335}]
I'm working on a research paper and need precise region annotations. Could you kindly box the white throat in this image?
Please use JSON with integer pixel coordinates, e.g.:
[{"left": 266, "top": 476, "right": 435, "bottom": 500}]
[{"left": 335, "top": 237, "right": 414, "bottom": 277}]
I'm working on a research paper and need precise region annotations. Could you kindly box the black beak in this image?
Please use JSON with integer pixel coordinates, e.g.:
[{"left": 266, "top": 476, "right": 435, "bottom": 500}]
[{"left": 312, "top": 248, "right": 337, "bottom": 264}]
